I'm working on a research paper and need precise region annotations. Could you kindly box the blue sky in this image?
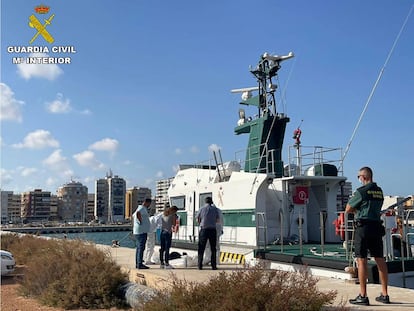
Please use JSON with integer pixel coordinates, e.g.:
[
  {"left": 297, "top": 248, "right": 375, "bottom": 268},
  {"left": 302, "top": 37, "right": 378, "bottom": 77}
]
[{"left": 1, "top": 0, "right": 413, "bottom": 197}]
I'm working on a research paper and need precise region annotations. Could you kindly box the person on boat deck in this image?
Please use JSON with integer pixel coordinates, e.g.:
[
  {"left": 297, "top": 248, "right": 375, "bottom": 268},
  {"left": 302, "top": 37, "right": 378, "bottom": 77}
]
[
  {"left": 159, "top": 206, "right": 179, "bottom": 269},
  {"left": 197, "top": 197, "right": 220, "bottom": 270},
  {"left": 144, "top": 211, "right": 162, "bottom": 264},
  {"left": 132, "top": 198, "right": 152, "bottom": 269},
  {"left": 203, "top": 205, "right": 223, "bottom": 265},
  {"left": 346, "top": 167, "right": 389, "bottom": 306},
  {"left": 392, "top": 216, "right": 410, "bottom": 257}
]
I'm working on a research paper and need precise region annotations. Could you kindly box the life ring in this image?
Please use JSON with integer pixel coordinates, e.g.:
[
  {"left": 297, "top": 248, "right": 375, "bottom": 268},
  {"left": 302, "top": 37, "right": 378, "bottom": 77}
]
[
  {"left": 172, "top": 215, "right": 180, "bottom": 233},
  {"left": 333, "top": 213, "right": 345, "bottom": 240}
]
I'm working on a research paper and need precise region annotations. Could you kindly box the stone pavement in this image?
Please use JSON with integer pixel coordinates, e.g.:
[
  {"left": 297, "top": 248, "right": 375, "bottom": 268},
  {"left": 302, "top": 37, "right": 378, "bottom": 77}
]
[{"left": 100, "top": 245, "right": 414, "bottom": 310}]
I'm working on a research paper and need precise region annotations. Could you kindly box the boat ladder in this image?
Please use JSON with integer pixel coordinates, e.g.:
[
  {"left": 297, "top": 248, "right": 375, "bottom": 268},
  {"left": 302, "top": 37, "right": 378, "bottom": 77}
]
[{"left": 213, "top": 150, "right": 227, "bottom": 182}]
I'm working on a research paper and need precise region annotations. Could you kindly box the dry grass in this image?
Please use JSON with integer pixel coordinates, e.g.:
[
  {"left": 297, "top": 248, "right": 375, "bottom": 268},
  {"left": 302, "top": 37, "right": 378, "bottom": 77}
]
[
  {"left": 1, "top": 234, "right": 129, "bottom": 310},
  {"left": 1, "top": 234, "right": 350, "bottom": 311},
  {"left": 140, "top": 265, "right": 341, "bottom": 311}
]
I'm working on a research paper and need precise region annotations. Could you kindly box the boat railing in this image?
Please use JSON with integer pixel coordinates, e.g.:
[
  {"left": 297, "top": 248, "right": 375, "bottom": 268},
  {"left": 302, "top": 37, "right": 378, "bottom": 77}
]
[
  {"left": 234, "top": 143, "right": 283, "bottom": 175},
  {"left": 286, "top": 145, "right": 344, "bottom": 177},
  {"left": 193, "top": 144, "right": 343, "bottom": 178}
]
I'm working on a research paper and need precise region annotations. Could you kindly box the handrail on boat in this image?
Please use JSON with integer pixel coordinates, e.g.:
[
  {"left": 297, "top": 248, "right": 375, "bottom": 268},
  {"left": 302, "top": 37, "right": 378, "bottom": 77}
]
[
  {"left": 185, "top": 144, "right": 344, "bottom": 178},
  {"left": 287, "top": 145, "right": 344, "bottom": 177}
]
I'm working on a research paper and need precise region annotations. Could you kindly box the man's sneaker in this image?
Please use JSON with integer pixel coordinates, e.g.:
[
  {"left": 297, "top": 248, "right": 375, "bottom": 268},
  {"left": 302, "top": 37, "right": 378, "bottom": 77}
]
[
  {"left": 349, "top": 294, "right": 369, "bottom": 306},
  {"left": 375, "top": 294, "right": 390, "bottom": 304},
  {"left": 164, "top": 263, "right": 174, "bottom": 269},
  {"left": 160, "top": 263, "right": 165, "bottom": 269},
  {"left": 138, "top": 264, "right": 149, "bottom": 269}
]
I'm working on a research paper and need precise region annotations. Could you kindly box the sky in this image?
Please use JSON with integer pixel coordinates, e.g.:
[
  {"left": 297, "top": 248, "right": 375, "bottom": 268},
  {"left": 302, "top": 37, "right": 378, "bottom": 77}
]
[{"left": 1, "top": 0, "right": 413, "bottom": 197}]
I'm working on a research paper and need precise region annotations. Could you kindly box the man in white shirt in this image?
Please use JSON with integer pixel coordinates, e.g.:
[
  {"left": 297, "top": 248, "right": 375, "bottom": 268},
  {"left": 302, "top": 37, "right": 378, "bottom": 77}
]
[{"left": 132, "top": 198, "right": 152, "bottom": 269}]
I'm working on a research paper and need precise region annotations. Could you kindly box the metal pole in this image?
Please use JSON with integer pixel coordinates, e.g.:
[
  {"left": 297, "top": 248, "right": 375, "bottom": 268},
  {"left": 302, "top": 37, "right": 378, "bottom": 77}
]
[
  {"left": 344, "top": 211, "right": 352, "bottom": 261},
  {"left": 400, "top": 233, "right": 406, "bottom": 288},
  {"left": 280, "top": 209, "right": 284, "bottom": 253},
  {"left": 320, "top": 211, "right": 325, "bottom": 257},
  {"left": 299, "top": 207, "right": 303, "bottom": 255},
  {"left": 296, "top": 145, "right": 301, "bottom": 175}
]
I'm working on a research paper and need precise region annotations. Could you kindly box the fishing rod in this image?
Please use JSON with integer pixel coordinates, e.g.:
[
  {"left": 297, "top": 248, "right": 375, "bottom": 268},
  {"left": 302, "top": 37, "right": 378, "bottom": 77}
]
[{"left": 339, "top": 4, "right": 414, "bottom": 170}]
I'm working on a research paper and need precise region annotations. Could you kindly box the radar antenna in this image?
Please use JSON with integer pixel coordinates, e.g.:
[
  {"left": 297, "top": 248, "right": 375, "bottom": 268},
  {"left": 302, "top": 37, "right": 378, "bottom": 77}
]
[
  {"left": 231, "top": 52, "right": 294, "bottom": 118},
  {"left": 232, "top": 52, "right": 294, "bottom": 177}
]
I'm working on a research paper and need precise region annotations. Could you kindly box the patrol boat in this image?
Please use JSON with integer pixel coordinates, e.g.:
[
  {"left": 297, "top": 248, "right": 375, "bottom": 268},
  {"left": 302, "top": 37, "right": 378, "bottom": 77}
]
[
  {"left": 167, "top": 52, "right": 414, "bottom": 287},
  {"left": 168, "top": 52, "right": 345, "bottom": 250}
]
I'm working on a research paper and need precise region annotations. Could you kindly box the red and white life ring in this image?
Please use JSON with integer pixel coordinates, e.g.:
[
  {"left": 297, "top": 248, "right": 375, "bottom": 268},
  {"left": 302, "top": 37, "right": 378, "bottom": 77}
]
[
  {"left": 172, "top": 215, "right": 180, "bottom": 233},
  {"left": 333, "top": 212, "right": 345, "bottom": 240}
]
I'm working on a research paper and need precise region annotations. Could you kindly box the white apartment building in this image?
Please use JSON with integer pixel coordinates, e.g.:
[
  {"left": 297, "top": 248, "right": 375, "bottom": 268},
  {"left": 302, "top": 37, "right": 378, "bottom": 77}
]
[
  {"left": 95, "top": 171, "right": 126, "bottom": 223},
  {"left": 155, "top": 177, "right": 174, "bottom": 211}
]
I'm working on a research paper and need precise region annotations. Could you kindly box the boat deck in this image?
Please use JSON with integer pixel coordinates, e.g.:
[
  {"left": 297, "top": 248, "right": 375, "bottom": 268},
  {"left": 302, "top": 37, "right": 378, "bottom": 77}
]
[{"left": 255, "top": 243, "right": 414, "bottom": 285}]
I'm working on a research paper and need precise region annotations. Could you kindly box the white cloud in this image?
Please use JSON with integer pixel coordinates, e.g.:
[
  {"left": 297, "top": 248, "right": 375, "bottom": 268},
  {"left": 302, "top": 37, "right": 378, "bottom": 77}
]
[
  {"left": 0, "top": 83, "right": 24, "bottom": 122},
  {"left": 172, "top": 164, "right": 180, "bottom": 172},
  {"left": 83, "top": 176, "right": 95, "bottom": 184},
  {"left": 89, "top": 138, "right": 119, "bottom": 153},
  {"left": 144, "top": 178, "right": 154, "bottom": 186},
  {"left": 174, "top": 148, "right": 182, "bottom": 155},
  {"left": 46, "top": 93, "right": 71, "bottom": 113},
  {"left": 42, "top": 150, "right": 74, "bottom": 180},
  {"left": 21, "top": 167, "right": 38, "bottom": 177},
  {"left": 17, "top": 52, "right": 63, "bottom": 80},
  {"left": 46, "top": 177, "right": 57, "bottom": 187},
  {"left": 45, "top": 93, "right": 92, "bottom": 115},
  {"left": 190, "top": 145, "right": 199, "bottom": 154},
  {"left": 73, "top": 150, "right": 104, "bottom": 170},
  {"left": 80, "top": 109, "right": 92, "bottom": 115},
  {"left": 13, "top": 129, "right": 59, "bottom": 149},
  {"left": 43, "top": 149, "right": 66, "bottom": 167},
  {"left": 155, "top": 171, "right": 163, "bottom": 178},
  {"left": 208, "top": 144, "right": 221, "bottom": 153},
  {"left": 0, "top": 168, "right": 13, "bottom": 186}
]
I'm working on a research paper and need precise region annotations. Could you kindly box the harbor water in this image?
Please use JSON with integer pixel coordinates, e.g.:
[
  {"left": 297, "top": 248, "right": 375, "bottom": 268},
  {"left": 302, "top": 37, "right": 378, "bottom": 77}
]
[{"left": 45, "top": 231, "right": 137, "bottom": 248}]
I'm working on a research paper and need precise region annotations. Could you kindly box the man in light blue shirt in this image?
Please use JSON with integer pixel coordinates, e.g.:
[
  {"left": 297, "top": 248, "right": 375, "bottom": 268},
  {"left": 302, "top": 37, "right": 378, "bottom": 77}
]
[
  {"left": 197, "top": 197, "right": 220, "bottom": 270},
  {"left": 132, "top": 198, "right": 152, "bottom": 269}
]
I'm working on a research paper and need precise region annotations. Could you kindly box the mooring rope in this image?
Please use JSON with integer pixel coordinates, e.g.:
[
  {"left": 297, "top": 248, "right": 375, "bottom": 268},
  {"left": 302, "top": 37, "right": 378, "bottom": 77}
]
[{"left": 340, "top": 4, "right": 414, "bottom": 169}]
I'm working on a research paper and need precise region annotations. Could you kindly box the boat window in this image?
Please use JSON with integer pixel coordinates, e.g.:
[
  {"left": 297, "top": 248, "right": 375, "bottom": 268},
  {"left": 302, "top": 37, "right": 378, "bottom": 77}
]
[
  {"left": 199, "top": 192, "right": 213, "bottom": 209},
  {"left": 170, "top": 196, "right": 185, "bottom": 210}
]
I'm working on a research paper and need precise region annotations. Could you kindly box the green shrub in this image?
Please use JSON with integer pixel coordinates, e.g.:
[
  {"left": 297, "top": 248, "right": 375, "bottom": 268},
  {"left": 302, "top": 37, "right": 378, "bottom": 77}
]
[
  {"left": 1, "top": 234, "right": 129, "bottom": 309},
  {"left": 141, "top": 265, "right": 338, "bottom": 311}
]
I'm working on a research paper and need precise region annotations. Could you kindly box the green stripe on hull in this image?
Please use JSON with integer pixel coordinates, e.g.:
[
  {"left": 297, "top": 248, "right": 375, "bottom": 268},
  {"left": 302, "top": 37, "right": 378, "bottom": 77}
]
[
  {"left": 223, "top": 209, "right": 256, "bottom": 227},
  {"left": 177, "top": 211, "right": 187, "bottom": 225},
  {"left": 177, "top": 209, "right": 256, "bottom": 228}
]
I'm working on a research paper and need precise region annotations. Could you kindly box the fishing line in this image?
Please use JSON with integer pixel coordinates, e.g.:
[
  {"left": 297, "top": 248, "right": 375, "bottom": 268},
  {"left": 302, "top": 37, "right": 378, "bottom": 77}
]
[{"left": 340, "top": 4, "right": 413, "bottom": 169}]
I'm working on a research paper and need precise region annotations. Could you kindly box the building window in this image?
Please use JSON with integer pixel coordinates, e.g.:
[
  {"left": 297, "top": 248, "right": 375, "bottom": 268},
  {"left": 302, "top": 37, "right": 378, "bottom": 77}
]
[{"left": 170, "top": 196, "right": 185, "bottom": 210}]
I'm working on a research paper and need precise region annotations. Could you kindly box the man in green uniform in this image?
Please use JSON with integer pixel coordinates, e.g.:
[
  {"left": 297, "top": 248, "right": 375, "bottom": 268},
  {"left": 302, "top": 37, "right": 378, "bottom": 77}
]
[{"left": 346, "top": 166, "right": 389, "bottom": 306}]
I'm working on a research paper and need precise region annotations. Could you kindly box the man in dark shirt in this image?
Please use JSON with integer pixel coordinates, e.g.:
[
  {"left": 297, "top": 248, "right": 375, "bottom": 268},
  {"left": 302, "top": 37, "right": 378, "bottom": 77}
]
[
  {"left": 346, "top": 167, "right": 389, "bottom": 306},
  {"left": 197, "top": 197, "right": 220, "bottom": 270}
]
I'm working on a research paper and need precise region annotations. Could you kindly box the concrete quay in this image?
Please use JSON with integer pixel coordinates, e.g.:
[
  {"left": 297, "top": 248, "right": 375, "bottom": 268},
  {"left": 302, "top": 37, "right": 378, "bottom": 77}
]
[{"left": 100, "top": 245, "right": 414, "bottom": 310}]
